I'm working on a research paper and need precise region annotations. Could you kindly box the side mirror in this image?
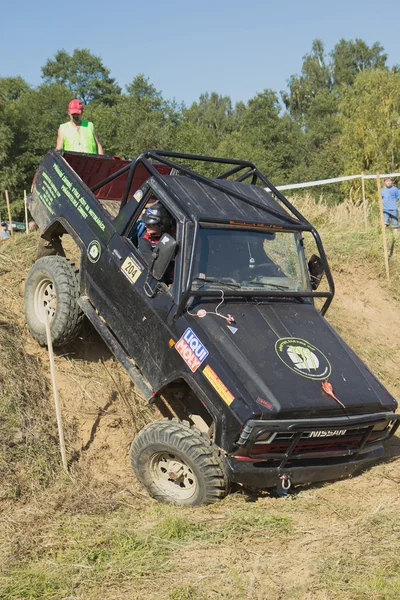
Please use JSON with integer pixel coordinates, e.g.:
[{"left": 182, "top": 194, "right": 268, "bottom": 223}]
[
  {"left": 151, "top": 233, "right": 177, "bottom": 281},
  {"left": 308, "top": 254, "right": 325, "bottom": 290}
]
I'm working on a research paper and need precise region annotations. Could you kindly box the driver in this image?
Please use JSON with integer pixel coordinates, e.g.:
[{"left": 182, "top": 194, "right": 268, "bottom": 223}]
[{"left": 138, "top": 202, "right": 176, "bottom": 282}]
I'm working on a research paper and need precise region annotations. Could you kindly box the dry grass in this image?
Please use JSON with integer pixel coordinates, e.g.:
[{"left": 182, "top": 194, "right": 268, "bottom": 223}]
[{"left": 1, "top": 209, "right": 400, "bottom": 599}]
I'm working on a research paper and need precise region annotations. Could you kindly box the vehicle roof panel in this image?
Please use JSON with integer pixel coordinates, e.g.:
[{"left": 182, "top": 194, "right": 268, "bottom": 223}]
[{"left": 157, "top": 175, "right": 306, "bottom": 227}]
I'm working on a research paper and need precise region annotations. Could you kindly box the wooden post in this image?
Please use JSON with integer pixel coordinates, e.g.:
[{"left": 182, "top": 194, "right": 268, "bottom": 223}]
[
  {"left": 44, "top": 308, "right": 68, "bottom": 472},
  {"left": 5, "top": 190, "right": 13, "bottom": 236},
  {"left": 376, "top": 173, "right": 390, "bottom": 282},
  {"left": 24, "top": 190, "right": 29, "bottom": 235},
  {"left": 361, "top": 173, "right": 368, "bottom": 231}
]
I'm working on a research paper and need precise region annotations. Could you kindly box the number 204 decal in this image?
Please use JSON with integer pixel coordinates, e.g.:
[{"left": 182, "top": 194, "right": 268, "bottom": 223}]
[{"left": 121, "top": 255, "right": 143, "bottom": 284}]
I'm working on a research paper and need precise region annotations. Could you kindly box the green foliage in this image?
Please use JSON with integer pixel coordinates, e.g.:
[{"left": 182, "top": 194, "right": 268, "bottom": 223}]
[
  {"left": 41, "top": 48, "right": 121, "bottom": 105},
  {"left": 283, "top": 39, "right": 331, "bottom": 121},
  {"left": 331, "top": 38, "right": 387, "bottom": 87},
  {"left": 340, "top": 70, "right": 400, "bottom": 174},
  {"left": 0, "top": 38, "right": 399, "bottom": 215}
]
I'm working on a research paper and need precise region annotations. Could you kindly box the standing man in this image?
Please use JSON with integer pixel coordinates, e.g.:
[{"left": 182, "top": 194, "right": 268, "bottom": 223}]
[
  {"left": 56, "top": 99, "right": 104, "bottom": 155},
  {"left": 381, "top": 177, "right": 400, "bottom": 235},
  {"left": 1, "top": 222, "right": 10, "bottom": 240}
]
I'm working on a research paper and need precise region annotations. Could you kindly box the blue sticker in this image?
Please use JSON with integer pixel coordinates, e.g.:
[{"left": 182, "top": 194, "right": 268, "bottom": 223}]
[{"left": 175, "top": 328, "right": 209, "bottom": 372}]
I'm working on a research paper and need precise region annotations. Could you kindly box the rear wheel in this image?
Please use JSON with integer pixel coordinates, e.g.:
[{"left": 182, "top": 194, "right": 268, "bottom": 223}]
[
  {"left": 130, "top": 419, "right": 229, "bottom": 506},
  {"left": 24, "top": 256, "right": 83, "bottom": 347}
]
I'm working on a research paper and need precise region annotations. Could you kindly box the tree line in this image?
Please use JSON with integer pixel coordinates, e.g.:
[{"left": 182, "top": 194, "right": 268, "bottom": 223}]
[{"left": 1, "top": 40, "right": 400, "bottom": 218}]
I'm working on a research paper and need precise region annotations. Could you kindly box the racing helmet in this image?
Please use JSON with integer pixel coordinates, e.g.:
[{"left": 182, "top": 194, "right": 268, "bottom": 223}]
[{"left": 142, "top": 202, "right": 173, "bottom": 233}]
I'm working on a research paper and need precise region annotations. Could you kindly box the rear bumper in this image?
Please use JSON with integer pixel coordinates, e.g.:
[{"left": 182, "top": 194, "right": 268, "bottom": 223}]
[{"left": 226, "top": 444, "right": 384, "bottom": 488}]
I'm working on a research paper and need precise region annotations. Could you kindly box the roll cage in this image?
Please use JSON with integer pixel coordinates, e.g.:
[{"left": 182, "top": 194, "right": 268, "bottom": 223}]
[{"left": 86, "top": 149, "right": 335, "bottom": 316}]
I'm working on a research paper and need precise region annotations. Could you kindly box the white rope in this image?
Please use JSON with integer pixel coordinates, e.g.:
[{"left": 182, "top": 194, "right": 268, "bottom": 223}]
[{"left": 267, "top": 172, "right": 400, "bottom": 192}]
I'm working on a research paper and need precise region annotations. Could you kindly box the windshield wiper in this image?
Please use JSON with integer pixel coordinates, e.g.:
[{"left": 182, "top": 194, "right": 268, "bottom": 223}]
[
  {"left": 247, "top": 280, "right": 290, "bottom": 290},
  {"left": 193, "top": 277, "right": 241, "bottom": 289}
]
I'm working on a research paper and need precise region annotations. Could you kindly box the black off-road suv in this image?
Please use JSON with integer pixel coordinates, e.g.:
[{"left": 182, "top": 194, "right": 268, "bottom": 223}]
[{"left": 24, "top": 149, "right": 400, "bottom": 505}]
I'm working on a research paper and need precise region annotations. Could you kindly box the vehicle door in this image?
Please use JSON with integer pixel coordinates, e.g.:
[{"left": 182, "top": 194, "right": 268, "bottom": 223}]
[{"left": 88, "top": 193, "right": 180, "bottom": 389}]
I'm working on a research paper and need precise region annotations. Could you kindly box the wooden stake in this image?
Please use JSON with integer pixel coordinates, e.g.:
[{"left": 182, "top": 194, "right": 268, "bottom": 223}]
[
  {"left": 361, "top": 173, "right": 367, "bottom": 231},
  {"left": 44, "top": 308, "right": 68, "bottom": 472},
  {"left": 376, "top": 173, "right": 390, "bottom": 281},
  {"left": 24, "top": 190, "right": 29, "bottom": 235},
  {"left": 5, "top": 190, "right": 13, "bottom": 236}
]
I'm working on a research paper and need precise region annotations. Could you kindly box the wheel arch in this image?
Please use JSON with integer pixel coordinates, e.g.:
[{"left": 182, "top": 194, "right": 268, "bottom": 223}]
[
  {"left": 37, "top": 218, "right": 85, "bottom": 261},
  {"left": 151, "top": 375, "right": 225, "bottom": 445}
]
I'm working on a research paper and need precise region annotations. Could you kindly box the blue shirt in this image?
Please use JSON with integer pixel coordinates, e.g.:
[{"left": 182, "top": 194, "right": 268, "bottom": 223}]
[
  {"left": 381, "top": 186, "right": 400, "bottom": 211},
  {"left": 1, "top": 230, "right": 10, "bottom": 239}
]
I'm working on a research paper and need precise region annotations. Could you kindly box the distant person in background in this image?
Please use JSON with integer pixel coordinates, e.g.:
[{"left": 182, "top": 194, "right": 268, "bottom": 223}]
[
  {"left": 381, "top": 177, "right": 400, "bottom": 235},
  {"left": 1, "top": 222, "right": 10, "bottom": 240},
  {"left": 56, "top": 99, "right": 104, "bottom": 155}
]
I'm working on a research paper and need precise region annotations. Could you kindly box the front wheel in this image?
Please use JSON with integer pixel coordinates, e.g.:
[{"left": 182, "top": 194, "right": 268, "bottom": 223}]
[{"left": 130, "top": 420, "right": 229, "bottom": 506}]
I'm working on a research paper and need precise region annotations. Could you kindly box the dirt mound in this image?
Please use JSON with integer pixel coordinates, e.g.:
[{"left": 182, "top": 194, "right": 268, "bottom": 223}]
[{"left": 0, "top": 233, "right": 154, "bottom": 501}]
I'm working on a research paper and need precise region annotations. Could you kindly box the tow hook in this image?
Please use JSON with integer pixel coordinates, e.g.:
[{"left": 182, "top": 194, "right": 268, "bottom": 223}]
[{"left": 277, "top": 474, "right": 292, "bottom": 498}]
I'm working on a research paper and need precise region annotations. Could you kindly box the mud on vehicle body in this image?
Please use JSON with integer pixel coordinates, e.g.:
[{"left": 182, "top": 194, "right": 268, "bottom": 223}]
[{"left": 24, "top": 148, "right": 400, "bottom": 505}]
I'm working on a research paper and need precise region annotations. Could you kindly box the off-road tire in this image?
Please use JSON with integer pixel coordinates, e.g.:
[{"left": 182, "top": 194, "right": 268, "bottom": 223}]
[
  {"left": 24, "top": 256, "right": 83, "bottom": 347},
  {"left": 130, "top": 419, "right": 230, "bottom": 506}
]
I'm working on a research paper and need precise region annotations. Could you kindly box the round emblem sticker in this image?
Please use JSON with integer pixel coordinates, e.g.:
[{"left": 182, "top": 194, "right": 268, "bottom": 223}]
[
  {"left": 87, "top": 240, "right": 101, "bottom": 264},
  {"left": 275, "top": 337, "right": 331, "bottom": 380}
]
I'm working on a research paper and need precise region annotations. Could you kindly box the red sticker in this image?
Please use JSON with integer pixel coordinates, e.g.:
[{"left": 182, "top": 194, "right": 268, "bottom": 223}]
[
  {"left": 256, "top": 397, "right": 273, "bottom": 410},
  {"left": 197, "top": 309, "right": 207, "bottom": 318}
]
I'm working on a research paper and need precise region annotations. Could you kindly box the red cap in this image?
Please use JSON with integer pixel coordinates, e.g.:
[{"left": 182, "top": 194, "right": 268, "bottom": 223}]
[{"left": 68, "top": 99, "right": 83, "bottom": 115}]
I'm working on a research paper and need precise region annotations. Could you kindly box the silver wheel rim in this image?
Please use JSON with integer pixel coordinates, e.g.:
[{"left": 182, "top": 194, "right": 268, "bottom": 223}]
[
  {"left": 149, "top": 451, "right": 198, "bottom": 501},
  {"left": 34, "top": 278, "right": 57, "bottom": 323}
]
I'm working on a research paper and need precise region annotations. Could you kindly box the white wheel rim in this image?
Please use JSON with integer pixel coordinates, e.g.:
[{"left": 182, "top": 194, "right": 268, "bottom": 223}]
[
  {"left": 149, "top": 451, "right": 198, "bottom": 501},
  {"left": 34, "top": 278, "right": 57, "bottom": 323}
]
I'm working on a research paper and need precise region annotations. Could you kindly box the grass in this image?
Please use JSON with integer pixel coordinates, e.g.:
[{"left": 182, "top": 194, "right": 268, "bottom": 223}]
[
  {"left": 0, "top": 310, "right": 62, "bottom": 501},
  {"left": 1, "top": 206, "right": 400, "bottom": 599}
]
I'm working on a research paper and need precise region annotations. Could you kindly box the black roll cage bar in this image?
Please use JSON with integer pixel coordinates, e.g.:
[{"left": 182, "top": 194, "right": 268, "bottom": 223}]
[{"left": 89, "top": 149, "right": 335, "bottom": 316}]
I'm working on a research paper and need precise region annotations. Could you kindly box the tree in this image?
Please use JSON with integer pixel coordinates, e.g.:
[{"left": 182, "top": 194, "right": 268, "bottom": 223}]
[
  {"left": 184, "top": 92, "right": 234, "bottom": 135},
  {"left": 41, "top": 49, "right": 121, "bottom": 105},
  {"left": 331, "top": 39, "right": 387, "bottom": 87},
  {"left": 340, "top": 70, "right": 400, "bottom": 174},
  {"left": 116, "top": 75, "right": 179, "bottom": 158},
  {"left": 2, "top": 83, "right": 71, "bottom": 197},
  {"left": 0, "top": 77, "right": 31, "bottom": 102},
  {"left": 282, "top": 39, "right": 331, "bottom": 122}
]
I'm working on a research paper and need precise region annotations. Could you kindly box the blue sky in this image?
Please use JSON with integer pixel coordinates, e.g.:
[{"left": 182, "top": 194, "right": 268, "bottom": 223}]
[{"left": 1, "top": 0, "right": 399, "bottom": 106}]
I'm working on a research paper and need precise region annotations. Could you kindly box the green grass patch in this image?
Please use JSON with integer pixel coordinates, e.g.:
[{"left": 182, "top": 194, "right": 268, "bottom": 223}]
[
  {"left": 156, "top": 514, "right": 205, "bottom": 541},
  {"left": 219, "top": 509, "right": 293, "bottom": 538},
  {"left": 168, "top": 586, "right": 198, "bottom": 600}
]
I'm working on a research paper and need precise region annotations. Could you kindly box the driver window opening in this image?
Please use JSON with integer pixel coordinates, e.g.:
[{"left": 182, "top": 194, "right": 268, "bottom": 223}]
[{"left": 125, "top": 196, "right": 178, "bottom": 286}]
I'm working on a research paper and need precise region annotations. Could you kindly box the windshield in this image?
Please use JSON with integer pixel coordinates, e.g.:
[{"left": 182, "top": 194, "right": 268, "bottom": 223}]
[{"left": 191, "top": 228, "right": 310, "bottom": 293}]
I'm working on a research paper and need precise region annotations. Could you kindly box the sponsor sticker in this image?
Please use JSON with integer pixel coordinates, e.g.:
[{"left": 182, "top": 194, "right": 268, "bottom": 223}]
[
  {"left": 87, "top": 240, "right": 101, "bottom": 263},
  {"left": 203, "top": 365, "right": 235, "bottom": 405},
  {"left": 256, "top": 397, "right": 273, "bottom": 410},
  {"left": 121, "top": 254, "right": 143, "bottom": 284},
  {"left": 175, "top": 328, "right": 209, "bottom": 372},
  {"left": 275, "top": 337, "right": 331, "bottom": 380}
]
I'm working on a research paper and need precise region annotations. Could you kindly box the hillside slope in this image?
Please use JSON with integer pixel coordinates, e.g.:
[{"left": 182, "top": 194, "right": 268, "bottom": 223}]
[{"left": 1, "top": 203, "right": 400, "bottom": 600}]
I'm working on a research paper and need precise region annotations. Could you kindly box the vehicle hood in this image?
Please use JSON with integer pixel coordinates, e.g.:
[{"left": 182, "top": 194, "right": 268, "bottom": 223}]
[{"left": 187, "top": 299, "right": 397, "bottom": 419}]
